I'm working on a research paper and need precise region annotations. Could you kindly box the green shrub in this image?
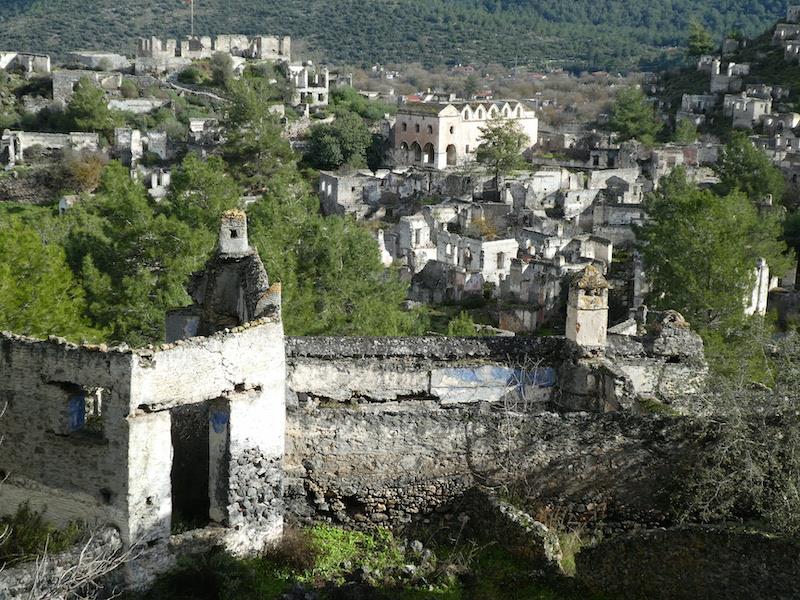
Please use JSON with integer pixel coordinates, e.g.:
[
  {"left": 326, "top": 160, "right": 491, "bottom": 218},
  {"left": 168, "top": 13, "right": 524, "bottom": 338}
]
[
  {"left": 178, "top": 66, "right": 204, "bottom": 85},
  {"left": 0, "top": 503, "right": 84, "bottom": 567},
  {"left": 120, "top": 79, "right": 138, "bottom": 99}
]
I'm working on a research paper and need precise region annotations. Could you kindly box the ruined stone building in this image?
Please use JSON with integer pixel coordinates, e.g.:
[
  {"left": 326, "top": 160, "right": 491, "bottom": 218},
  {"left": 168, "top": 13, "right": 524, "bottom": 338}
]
[
  {"left": 1, "top": 130, "right": 99, "bottom": 167},
  {"left": 0, "top": 52, "right": 50, "bottom": 75},
  {"left": 723, "top": 92, "right": 773, "bottom": 129},
  {"left": 286, "top": 62, "right": 330, "bottom": 108},
  {"left": 135, "top": 34, "right": 291, "bottom": 75},
  {"left": 52, "top": 70, "right": 123, "bottom": 106},
  {"left": 0, "top": 212, "right": 285, "bottom": 590},
  {"left": 0, "top": 202, "right": 712, "bottom": 593},
  {"left": 392, "top": 100, "right": 538, "bottom": 169},
  {"left": 67, "top": 51, "right": 131, "bottom": 71}
]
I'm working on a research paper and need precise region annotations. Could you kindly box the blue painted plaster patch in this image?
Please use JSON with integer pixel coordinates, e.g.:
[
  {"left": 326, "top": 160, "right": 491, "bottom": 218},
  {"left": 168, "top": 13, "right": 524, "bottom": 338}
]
[{"left": 210, "top": 409, "right": 229, "bottom": 433}]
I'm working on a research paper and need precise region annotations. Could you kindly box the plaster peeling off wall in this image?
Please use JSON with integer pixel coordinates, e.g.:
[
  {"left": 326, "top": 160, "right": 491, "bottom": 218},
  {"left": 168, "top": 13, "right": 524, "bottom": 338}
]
[{"left": 286, "top": 336, "right": 565, "bottom": 407}]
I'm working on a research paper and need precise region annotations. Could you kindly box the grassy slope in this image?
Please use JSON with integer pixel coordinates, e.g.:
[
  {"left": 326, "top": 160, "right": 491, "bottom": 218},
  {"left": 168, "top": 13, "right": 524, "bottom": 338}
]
[{"left": 0, "top": 0, "right": 787, "bottom": 70}]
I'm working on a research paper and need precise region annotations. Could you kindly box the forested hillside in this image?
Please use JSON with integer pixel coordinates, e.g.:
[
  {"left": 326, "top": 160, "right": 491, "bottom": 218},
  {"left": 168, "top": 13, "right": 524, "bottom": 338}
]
[{"left": 0, "top": 0, "right": 787, "bottom": 70}]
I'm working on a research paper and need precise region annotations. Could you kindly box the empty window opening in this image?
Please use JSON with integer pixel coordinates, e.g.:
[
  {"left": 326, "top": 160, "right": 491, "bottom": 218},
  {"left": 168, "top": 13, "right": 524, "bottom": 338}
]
[
  {"left": 230, "top": 229, "right": 239, "bottom": 239},
  {"left": 53, "top": 382, "right": 105, "bottom": 437},
  {"left": 170, "top": 402, "right": 211, "bottom": 532},
  {"left": 423, "top": 143, "right": 435, "bottom": 164}
]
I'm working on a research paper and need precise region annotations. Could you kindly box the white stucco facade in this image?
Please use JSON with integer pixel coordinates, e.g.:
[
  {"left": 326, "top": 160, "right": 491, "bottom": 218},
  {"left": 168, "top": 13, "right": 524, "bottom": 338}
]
[{"left": 393, "top": 101, "right": 538, "bottom": 170}]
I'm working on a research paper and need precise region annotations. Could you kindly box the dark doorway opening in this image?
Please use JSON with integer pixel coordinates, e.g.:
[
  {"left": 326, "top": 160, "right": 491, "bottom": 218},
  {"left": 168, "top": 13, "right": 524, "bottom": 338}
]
[{"left": 170, "top": 402, "right": 211, "bottom": 532}]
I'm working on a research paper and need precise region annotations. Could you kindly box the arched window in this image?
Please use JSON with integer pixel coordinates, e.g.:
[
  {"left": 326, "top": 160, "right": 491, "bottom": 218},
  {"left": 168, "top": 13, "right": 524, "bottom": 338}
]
[
  {"left": 423, "top": 143, "right": 434, "bottom": 164},
  {"left": 415, "top": 123, "right": 420, "bottom": 133},
  {"left": 446, "top": 144, "right": 457, "bottom": 166},
  {"left": 399, "top": 142, "right": 409, "bottom": 163},
  {"left": 411, "top": 142, "right": 422, "bottom": 163},
  {"left": 427, "top": 125, "right": 433, "bottom": 134},
  {"left": 476, "top": 107, "right": 485, "bottom": 119},
  {"left": 450, "top": 126, "right": 455, "bottom": 134},
  {"left": 402, "top": 122, "right": 407, "bottom": 132}
]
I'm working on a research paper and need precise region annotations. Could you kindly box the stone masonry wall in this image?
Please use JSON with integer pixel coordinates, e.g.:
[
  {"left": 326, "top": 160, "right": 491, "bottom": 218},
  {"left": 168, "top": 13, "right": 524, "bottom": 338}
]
[
  {"left": 287, "top": 336, "right": 564, "bottom": 407},
  {"left": 0, "top": 333, "right": 135, "bottom": 537},
  {"left": 285, "top": 336, "right": 698, "bottom": 528},
  {"left": 0, "top": 527, "right": 123, "bottom": 599},
  {"left": 285, "top": 402, "right": 695, "bottom": 527},
  {"left": 576, "top": 526, "right": 800, "bottom": 600}
]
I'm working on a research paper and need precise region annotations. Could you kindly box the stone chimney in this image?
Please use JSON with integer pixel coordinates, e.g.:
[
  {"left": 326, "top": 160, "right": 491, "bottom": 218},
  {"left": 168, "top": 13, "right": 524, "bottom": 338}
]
[
  {"left": 219, "top": 209, "right": 249, "bottom": 256},
  {"left": 566, "top": 265, "right": 609, "bottom": 347}
]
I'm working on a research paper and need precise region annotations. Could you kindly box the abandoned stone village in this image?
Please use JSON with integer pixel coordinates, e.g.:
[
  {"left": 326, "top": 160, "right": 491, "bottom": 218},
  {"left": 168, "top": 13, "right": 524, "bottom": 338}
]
[
  {"left": 0, "top": 208, "right": 714, "bottom": 593},
  {"left": 5, "top": 6, "right": 800, "bottom": 599}
]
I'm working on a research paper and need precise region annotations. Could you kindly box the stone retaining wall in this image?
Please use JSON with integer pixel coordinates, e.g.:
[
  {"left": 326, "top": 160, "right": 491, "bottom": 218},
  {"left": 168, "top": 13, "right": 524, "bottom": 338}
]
[
  {"left": 576, "top": 526, "right": 800, "bottom": 600},
  {"left": 284, "top": 401, "right": 695, "bottom": 527},
  {"left": 0, "top": 527, "right": 123, "bottom": 599}
]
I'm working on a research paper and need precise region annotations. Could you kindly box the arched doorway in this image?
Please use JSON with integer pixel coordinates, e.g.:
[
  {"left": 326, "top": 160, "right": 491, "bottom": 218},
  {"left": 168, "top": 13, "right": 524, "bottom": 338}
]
[
  {"left": 423, "top": 143, "right": 434, "bottom": 165},
  {"left": 411, "top": 142, "right": 422, "bottom": 163},
  {"left": 446, "top": 144, "right": 457, "bottom": 166}
]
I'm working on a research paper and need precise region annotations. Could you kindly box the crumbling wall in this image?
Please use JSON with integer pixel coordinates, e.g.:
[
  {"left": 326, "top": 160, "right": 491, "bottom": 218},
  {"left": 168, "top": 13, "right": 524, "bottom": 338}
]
[
  {"left": 129, "top": 317, "right": 286, "bottom": 554},
  {"left": 284, "top": 336, "right": 699, "bottom": 527},
  {"left": 285, "top": 402, "right": 695, "bottom": 527},
  {"left": 287, "top": 336, "right": 564, "bottom": 406},
  {"left": 0, "top": 333, "right": 136, "bottom": 537},
  {"left": 576, "top": 526, "right": 800, "bottom": 600},
  {"left": 0, "top": 527, "right": 123, "bottom": 599},
  {"left": 0, "top": 316, "right": 286, "bottom": 576}
]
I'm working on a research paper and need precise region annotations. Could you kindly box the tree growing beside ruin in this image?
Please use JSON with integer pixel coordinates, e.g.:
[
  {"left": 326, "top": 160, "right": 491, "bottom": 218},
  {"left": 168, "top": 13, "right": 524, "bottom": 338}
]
[
  {"left": 681, "top": 333, "right": 800, "bottom": 533},
  {"left": 246, "top": 171, "right": 423, "bottom": 336},
  {"left": 607, "top": 87, "right": 662, "bottom": 145},
  {"left": 446, "top": 311, "right": 479, "bottom": 336},
  {"left": 714, "top": 132, "right": 786, "bottom": 204},
  {"left": 687, "top": 19, "right": 716, "bottom": 57},
  {"left": 636, "top": 167, "right": 790, "bottom": 330},
  {"left": 673, "top": 117, "right": 697, "bottom": 144},
  {"left": 61, "top": 149, "right": 108, "bottom": 193},
  {"left": 306, "top": 111, "right": 373, "bottom": 171},
  {"left": 223, "top": 78, "right": 295, "bottom": 193},
  {"left": 210, "top": 52, "right": 234, "bottom": 88},
  {"left": 463, "top": 74, "right": 479, "bottom": 99},
  {"left": 476, "top": 117, "right": 529, "bottom": 189},
  {"left": 65, "top": 78, "right": 121, "bottom": 141},
  {"left": 65, "top": 162, "right": 208, "bottom": 345},
  {"left": 119, "top": 79, "right": 138, "bottom": 99},
  {"left": 0, "top": 219, "right": 99, "bottom": 341},
  {"left": 163, "top": 153, "right": 241, "bottom": 232}
]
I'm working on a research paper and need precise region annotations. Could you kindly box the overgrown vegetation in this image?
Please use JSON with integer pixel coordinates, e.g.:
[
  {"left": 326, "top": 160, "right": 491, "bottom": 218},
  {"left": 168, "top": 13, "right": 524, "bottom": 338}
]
[
  {"left": 0, "top": 503, "right": 85, "bottom": 568},
  {"left": 134, "top": 524, "right": 603, "bottom": 600},
  {"left": 680, "top": 333, "right": 800, "bottom": 534},
  {"left": 0, "top": 76, "right": 425, "bottom": 344},
  {"left": 0, "top": 0, "right": 787, "bottom": 70}
]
